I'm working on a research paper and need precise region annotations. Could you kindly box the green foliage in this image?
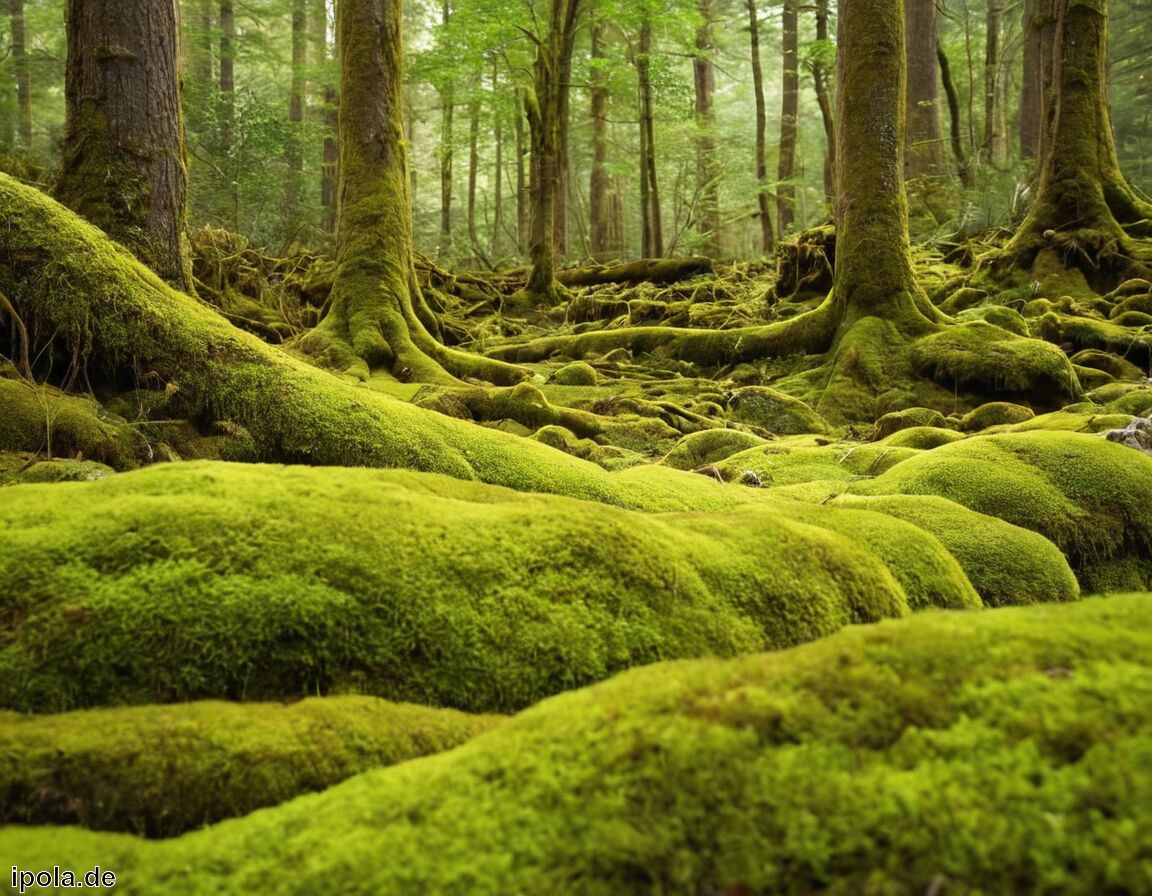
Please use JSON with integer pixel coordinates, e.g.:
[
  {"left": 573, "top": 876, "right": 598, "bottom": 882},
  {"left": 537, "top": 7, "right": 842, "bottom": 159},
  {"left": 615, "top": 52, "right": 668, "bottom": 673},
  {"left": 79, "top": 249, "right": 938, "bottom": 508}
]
[
  {"left": 5, "top": 595, "right": 1152, "bottom": 894},
  {"left": 0, "top": 696, "right": 501, "bottom": 836}
]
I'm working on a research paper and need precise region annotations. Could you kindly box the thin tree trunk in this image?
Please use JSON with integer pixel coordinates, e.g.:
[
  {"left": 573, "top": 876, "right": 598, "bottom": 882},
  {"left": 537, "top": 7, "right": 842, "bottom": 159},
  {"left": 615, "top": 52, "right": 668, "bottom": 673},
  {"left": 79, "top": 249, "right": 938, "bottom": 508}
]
[
  {"left": 636, "top": 14, "right": 662, "bottom": 258},
  {"left": 220, "top": 0, "right": 236, "bottom": 155},
  {"left": 589, "top": 18, "right": 612, "bottom": 260},
  {"left": 1019, "top": 0, "right": 1054, "bottom": 161},
  {"left": 693, "top": 0, "right": 719, "bottom": 256},
  {"left": 56, "top": 0, "right": 194, "bottom": 291},
  {"left": 746, "top": 0, "right": 774, "bottom": 254},
  {"left": 905, "top": 0, "right": 946, "bottom": 176},
  {"left": 777, "top": 0, "right": 799, "bottom": 235},
  {"left": 284, "top": 0, "right": 307, "bottom": 237},
  {"left": 467, "top": 91, "right": 482, "bottom": 263},
  {"left": 491, "top": 59, "right": 504, "bottom": 258},
  {"left": 937, "top": 42, "right": 974, "bottom": 187},
  {"left": 438, "top": 3, "right": 454, "bottom": 256},
  {"left": 554, "top": 48, "right": 572, "bottom": 258},
  {"left": 811, "top": 0, "right": 835, "bottom": 205},
  {"left": 515, "top": 90, "right": 527, "bottom": 254},
  {"left": 311, "top": 0, "right": 338, "bottom": 233},
  {"left": 11, "top": 0, "right": 32, "bottom": 149},
  {"left": 981, "top": 0, "right": 1001, "bottom": 165}
]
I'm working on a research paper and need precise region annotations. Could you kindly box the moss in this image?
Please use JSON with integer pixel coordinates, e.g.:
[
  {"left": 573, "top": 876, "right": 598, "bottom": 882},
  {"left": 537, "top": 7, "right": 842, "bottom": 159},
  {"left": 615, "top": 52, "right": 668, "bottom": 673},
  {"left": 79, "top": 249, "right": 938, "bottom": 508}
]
[
  {"left": 1111, "top": 293, "right": 1152, "bottom": 318},
  {"left": 7, "top": 595, "right": 1152, "bottom": 894},
  {"left": 960, "top": 401, "right": 1035, "bottom": 432},
  {"left": 1037, "top": 311, "right": 1152, "bottom": 369},
  {"left": 17, "top": 459, "right": 117, "bottom": 483},
  {"left": 873, "top": 406, "right": 947, "bottom": 440},
  {"left": 855, "top": 431, "right": 1152, "bottom": 590},
  {"left": 911, "top": 321, "right": 1081, "bottom": 403},
  {"left": 878, "top": 425, "right": 965, "bottom": 449},
  {"left": 1012, "top": 410, "right": 1135, "bottom": 433},
  {"left": 1070, "top": 348, "right": 1146, "bottom": 381},
  {"left": 0, "top": 380, "right": 142, "bottom": 470},
  {"left": 550, "top": 361, "right": 598, "bottom": 386},
  {"left": 1112, "top": 310, "right": 1152, "bottom": 328},
  {"left": 724, "top": 386, "right": 829, "bottom": 435},
  {"left": 660, "top": 429, "right": 769, "bottom": 471},
  {"left": 835, "top": 494, "right": 1079, "bottom": 606},
  {"left": 954, "top": 304, "right": 1030, "bottom": 336},
  {"left": 0, "top": 461, "right": 935, "bottom": 713},
  {"left": 938, "top": 286, "right": 988, "bottom": 314},
  {"left": 0, "top": 697, "right": 501, "bottom": 837}
]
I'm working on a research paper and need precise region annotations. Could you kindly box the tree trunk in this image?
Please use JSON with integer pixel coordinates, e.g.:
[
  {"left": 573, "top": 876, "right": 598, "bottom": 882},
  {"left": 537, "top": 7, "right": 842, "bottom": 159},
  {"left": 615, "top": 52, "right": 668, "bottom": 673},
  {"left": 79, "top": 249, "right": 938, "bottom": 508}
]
[
  {"left": 746, "top": 0, "right": 774, "bottom": 254},
  {"left": 693, "top": 0, "right": 719, "bottom": 256},
  {"left": 311, "top": 0, "right": 338, "bottom": 233},
  {"left": 467, "top": 92, "right": 483, "bottom": 264},
  {"left": 777, "top": 0, "right": 799, "bottom": 235},
  {"left": 1019, "top": 0, "right": 1055, "bottom": 161},
  {"left": 283, "top": 0, "right": 307, "bottom": 239},
  {"left": 491, "top": 59, "right": 505, "bottom": 259},
  {"left": 904, "top": 0, "right": 946, "bottom": 176},
  {"left": 11, "top": 0, "right": 33, "bottom": 149},
  {"left": 937, "top": 41, "right": 974, "bottom": 187},
  {"left": 1007, "top": 0, "right": 1152, "bottom": 270},
  {"left": 219, "top": 0, "right": 236, "bottom": 155},
  {"left": 307, "top": 0, "right": 520, "bottom": 385},
  {"left": 810, "top": 0, "right": 835, "bottom": 205},
  {"left": 525, "top": 0, "right": 582, "bottom": 300},
  {"left": 636, "top": 14, "right": 662, "bottom": 259},
  {"left": 981, "top": 0, "right": 1001, "bottom": 165},
  {"left": 515, "top": 91, "right": 527, "bottom": 254},
  {"left": 438, "top": 2, "right": 454, "bottom": 257},
  {"left": 56, "top": 0, "right": 194, "bottom": 292},
  {"left": 589, "top": 18, "right": 613, "bottom": 260}
]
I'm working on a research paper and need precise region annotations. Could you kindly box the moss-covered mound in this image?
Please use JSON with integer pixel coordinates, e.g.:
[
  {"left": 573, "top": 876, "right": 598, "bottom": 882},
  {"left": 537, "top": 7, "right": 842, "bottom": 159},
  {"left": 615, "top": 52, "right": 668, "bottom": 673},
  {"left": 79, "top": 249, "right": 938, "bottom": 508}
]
[
  {"left": 0, "top": 697, "right": 500, "bottom": 837},
  {"left": 5, "top": 595, "right": 1150, "bottom": 894},
  {"left": 0, "top": 461, "right": 943, "bottom": 713},
  {"left": 855, "top": 430, "right": 1152, "bottom": 590}
]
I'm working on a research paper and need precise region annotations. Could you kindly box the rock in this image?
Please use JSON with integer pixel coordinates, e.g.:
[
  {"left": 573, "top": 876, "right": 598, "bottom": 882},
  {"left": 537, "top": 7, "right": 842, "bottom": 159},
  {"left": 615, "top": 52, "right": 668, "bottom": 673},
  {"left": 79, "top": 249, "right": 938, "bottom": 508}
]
[
  {"left": 1105, "top": 416, "right": 1152, "bottom": 455},
  {"left": 960, "top": 402, "right": 1036, "bottom": 433},
  {"left": 873, "top": 407, "right": 948, "bottom": 441},
  {"left": 551, "top": 361, "right": 598, "bottom": 386},
  {"left": 725, "top": 386, "right": 829, "bottom": 435}
]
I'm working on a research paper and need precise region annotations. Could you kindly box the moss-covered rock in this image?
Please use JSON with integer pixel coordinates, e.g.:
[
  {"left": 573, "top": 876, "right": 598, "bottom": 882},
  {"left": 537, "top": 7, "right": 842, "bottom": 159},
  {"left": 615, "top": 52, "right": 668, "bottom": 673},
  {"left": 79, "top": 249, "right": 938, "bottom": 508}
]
[
  {"left": 0, "top": 697, "right": 501, "bottom": 837},
  {"left": 873, "top": 406, "right": 948, "bottom": 440},
  {"left": 724, "top": 386, "right": 829, "bottom": 435},
  {"left": 855, "top": 431, "right": 1152, "bottom": 590},
  {"left": 660, "top": 429, "right": 769, "bottom": 471},
  {"left": 550, "top": 361, "right": 598, "bottom": 386},
  {"left": 878, "top": 425, "right": 965, "bottom": 449},
  {"left": 16, "top": 459, "right": 117, "bottom": 483},
  {"left": 6, "top": 595, "right": 1151, "bottom": 894},
  {"left": 1069, "top": 348, "right": 1146, "bottom": 382},
  {"left": 0, "top": 461, "right": 936, "bottom": 713},
  {"left": 959, "top": 401, "right": 1035, "bottom": 432}
]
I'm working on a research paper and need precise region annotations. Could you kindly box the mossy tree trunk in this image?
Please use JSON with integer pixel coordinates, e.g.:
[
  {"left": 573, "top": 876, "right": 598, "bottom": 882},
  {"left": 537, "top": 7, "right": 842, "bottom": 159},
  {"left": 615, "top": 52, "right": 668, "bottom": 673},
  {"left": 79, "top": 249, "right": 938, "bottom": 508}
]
[
  {"left": 55, "top": 0, "right": 194, "bottom": 293},
  {"left": 693, "top": 0, "right": 720, "bottom": 257},
  {"left": 810, "top": 0, "right": 835, "bottom": 204},
  {"left": 746, "top": 0, "right": 775, "bottom": 253},
  {"left": 1019, "top": 0, "right": 1055, "bottom": 161},
  {"left": 589, "top": 18, "right": 616, "bottom": 261},
  {"left": 1007, "top": 0, "right": 1152, "bottom": 273},
  {"left": 524, "top": 0, "right": 582, "bottom": 301},
  {"left": 777, "top": 0, "right": 799, "bottom": 236},
  {"left": 305, "top": 0, "right": 521, "bottom": 386},
  {"left": 636, "top": 13, "right": 663, "bottom": 259}
]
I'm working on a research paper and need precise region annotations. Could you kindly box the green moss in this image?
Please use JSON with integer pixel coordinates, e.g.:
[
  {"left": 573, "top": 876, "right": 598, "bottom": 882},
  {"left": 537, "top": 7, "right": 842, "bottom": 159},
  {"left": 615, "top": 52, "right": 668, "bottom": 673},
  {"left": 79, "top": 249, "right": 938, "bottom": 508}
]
[
  {"left": 1012, "top": 410, "right": 1135, "bottom": 433},
  {"left": 873, "top": 406, "right": 947, "bottom": 440},
  {"left": 16, "top": 459, "right": 117, "bottom": 483},
  {"left": 959, "top": 401, "right": 1035, "bottom": 432},
  {"left": 954, "top": 304, "right": 1030, "bottom": 336},
  {"left": 0, "top": 380, "right": 141, "bottom": 470},
  {"left": 6, "top": 595, "right": 1152, "bottom": 894},
  {"left": 855, "top": 431, "right": 1152, "bottom": 590},
  {"left": 723, "top": 386, "right": 829, "bottom": 435},
  {"left": 878, "top": 425, "right": 965, "bottom": 449},
  {"left": 660, "top": 429, "right": 769, "bottom": 471},
  {"left": 1070, "top": 349, "right": 1146, "bottom": 382},
  {"left": 550, "top": 361, "right": 598, "bottom": 386},
  {"left": 1038, "top": 311, "right": 1152, "bottom": 369},
  {"left": 0, "top": 697, "right": 501, "bottom": 836},
  {"left": 835, "top": 494, "right": 1079, "bottom": 606},
  {"left": 911, "top": 321, "right": 1081, "bottom": 403},
  {"left": 0, "top": 461, "right": 931, "bottom": 713}
]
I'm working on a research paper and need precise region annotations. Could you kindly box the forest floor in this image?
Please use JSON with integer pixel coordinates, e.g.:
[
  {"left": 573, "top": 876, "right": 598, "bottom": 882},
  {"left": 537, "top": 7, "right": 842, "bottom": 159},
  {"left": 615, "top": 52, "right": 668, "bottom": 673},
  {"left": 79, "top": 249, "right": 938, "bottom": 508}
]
[{"left": 2, "top": 203, "right": 1152, "bottom": 892}]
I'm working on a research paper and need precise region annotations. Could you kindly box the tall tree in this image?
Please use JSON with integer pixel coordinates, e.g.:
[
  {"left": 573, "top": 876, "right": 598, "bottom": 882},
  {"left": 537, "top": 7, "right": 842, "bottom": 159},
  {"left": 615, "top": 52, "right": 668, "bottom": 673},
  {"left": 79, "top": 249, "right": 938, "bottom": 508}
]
[
  {"left": 746, "top": 0, "right": 775, "bottom": 254},
  {"left": 588, "top": 17, "right": 617, "bottom": 260},
  {"left": 777, "top": 0, "right": 799, "bottom": 234},
  {"left": 10, "top": 0, "right": 32, "bottom": 149},
  {"left": 808, "top": 0, "right": 835, "bottom": 204},
  {"left": 284, "top": 0, "right": 308, "bottom": 236},
  {"left": 981, "top": 0, "right": 1002, "bottom": 164},
  {"left": 309, "top": 0, "right": 518, "bottom": 385},
  {"left": 1019, "top": 0, "right": 1055, "bottom": 161},
  {"left": 524, "top": 0, "right": 582, "bottom": 299},
  {"left": 220, "top": 0, "right": 236, "bottom": 155},
  {"left": 311, "top": 0, "right": 338, "bottom": 232},
  {"left": 693, "top": 0, "right": 719, "bottom": 255},
  {"left": 56, "top": 0, "right": 194, "bottom": 291},
  {"left": 636, "top": 11, "right": 662, "bottom": 258},
  {"left": 438, "top": 0, "right": 454, "bottom": 255},
  {"left": 1007, "top": 0, "right": 1152, "bottom": 272},
  {"left": 904, "top": 0, "right": 946, "bottom": 176}
]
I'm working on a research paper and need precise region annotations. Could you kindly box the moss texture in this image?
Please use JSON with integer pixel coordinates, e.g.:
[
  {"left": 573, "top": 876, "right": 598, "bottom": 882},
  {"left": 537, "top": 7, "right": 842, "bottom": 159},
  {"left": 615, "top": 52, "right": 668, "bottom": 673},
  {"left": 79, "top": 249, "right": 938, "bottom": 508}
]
[
  {"left": 5, "top": 595, "right": 1151, "bottom": 894},
  {"left": 0, "top": 461, "right": 934, "bottom": 713},
  {"left": 0, "top": 697, "right": 501, "bottom": 836}
]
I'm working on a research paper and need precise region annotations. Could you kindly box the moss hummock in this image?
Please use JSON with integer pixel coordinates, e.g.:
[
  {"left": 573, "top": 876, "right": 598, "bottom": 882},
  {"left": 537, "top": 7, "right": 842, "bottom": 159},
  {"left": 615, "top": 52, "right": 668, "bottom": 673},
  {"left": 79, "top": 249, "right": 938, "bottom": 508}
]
[
  {"left": 0, "top": 697, "right": 501, "bottom": 837},
  {"left": 4, "top": 595, "right": 1151, "bottom": 894}
]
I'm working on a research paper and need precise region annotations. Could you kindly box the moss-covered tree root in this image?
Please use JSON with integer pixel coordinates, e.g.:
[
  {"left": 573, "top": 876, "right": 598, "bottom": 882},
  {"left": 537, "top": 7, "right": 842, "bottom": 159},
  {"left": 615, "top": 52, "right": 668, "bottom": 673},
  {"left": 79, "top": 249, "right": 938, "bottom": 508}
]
[{"left": 5, "top": 594, "right": 1151, "bottom": 894}]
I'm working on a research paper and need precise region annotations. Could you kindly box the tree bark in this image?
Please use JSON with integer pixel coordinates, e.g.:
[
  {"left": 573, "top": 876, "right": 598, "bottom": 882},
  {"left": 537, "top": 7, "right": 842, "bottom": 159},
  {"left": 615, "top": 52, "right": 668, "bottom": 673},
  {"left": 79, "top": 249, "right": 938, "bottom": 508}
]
[
  {"left": 981, "top": 0, "right": 1001, "bottom": 165},
  {"left": 636, "top": 14, "right": 662, "bottom": 259},
  {"left": 283, "top": 0, "right": 307, "bottom": 238},
  {"left": 514, "top": 89, "right": 527, "bottom": 254},
  {"left": 746, "top": 0, "right": 774, "bottom": 254},
  {"left": 491, "top": 59, "right": 505, "bottom": 259},
  {"left": 589, "top": 18, "right": 614, "bottom": 260},
  {"left": 1019, "top": 0, "right": 1055, "bottom": 161},
  {"left": 438, "top": 1, "right": 454, "bottom": 256},
  {"left": 525, "top": 0, "right": 582, "bottom": 300},
  {"left": 777, "top": 0, "right": 799, "bottom": 234},
  {"left": 693, "top": 0, "right": 719, "bottom": 256},
  {"left": 904, "top": 0, "right": 946, "bottom": 176},
  {"left": 311, "top": 0, "right": 338, "bottom": 233},
  {"left": 11, "top": 0, "right": 33, "bottom": 150},
  {"left": 56, "top": 0, "right": 194, "bottom": 292},
  {"left": 937, "top": 41, "right": 974, "bottom": 187},
  {"left": 810, "top": 0, "right": 836, "bottom": 205}
]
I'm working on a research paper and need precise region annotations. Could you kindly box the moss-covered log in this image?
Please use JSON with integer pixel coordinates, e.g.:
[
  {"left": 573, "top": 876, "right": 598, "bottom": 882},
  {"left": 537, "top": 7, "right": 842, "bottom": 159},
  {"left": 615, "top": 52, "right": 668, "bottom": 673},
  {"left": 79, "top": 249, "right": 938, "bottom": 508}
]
[
  {"left": 5, "top": 595, "right": 1151, "bottom": 892},
  {"left": 0, "top": 697, "right": 501, "bottom": 836},
  {"left": 555, "top": 256, "right": 714, "bottom": 287}
]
